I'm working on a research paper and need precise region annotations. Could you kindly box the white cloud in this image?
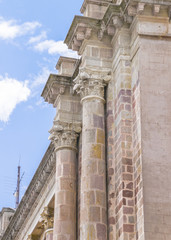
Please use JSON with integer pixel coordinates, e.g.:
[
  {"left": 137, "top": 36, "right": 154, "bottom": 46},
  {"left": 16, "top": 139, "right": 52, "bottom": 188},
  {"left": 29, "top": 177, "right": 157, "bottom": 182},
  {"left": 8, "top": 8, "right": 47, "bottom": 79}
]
[
  {"left": 0, "top": 17, "right": 41, "bottom": 40},
  {"left": 28, "top": 31, "right": 47, "bottom": 44},
  {"left": 34, "top": 40, "right": 78, "bottom": 58},
  {"left": 31, "top": 67, "right": 50, "bottom": 88},
  {"left": 0, "top": 76, "right": 30, "bottom": 122}
]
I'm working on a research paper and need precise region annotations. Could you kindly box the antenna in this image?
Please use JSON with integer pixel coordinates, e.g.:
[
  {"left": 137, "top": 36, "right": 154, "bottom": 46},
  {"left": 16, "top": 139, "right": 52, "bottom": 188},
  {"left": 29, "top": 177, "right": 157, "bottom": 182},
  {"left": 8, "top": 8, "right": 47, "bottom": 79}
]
[
  {"left": 14, "top": 157, "right": 25, "bottom": 209},
  {"left": 15, "top": 163, "right": 20, "bottom": 209}
]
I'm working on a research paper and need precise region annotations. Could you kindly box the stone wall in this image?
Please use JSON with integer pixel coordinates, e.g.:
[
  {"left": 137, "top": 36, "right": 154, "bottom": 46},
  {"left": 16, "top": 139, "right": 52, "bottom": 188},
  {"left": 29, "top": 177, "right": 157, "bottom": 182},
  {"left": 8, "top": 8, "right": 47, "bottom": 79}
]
[{"left": 140, "top": 37, "right": 171, "bottom": 239}]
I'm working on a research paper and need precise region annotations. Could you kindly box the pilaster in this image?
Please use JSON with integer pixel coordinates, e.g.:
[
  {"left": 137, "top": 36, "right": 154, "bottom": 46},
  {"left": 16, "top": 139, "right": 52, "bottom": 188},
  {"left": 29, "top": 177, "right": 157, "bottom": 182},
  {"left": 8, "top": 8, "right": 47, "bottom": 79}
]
[{"left": 112, "top": 27, "right": 135, "bottom": 240}]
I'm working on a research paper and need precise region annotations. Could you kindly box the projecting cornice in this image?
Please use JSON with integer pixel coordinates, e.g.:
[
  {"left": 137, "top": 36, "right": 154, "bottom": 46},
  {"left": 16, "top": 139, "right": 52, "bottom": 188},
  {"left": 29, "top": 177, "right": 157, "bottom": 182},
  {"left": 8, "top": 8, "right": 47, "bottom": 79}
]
[
  {"left": 2, "top": 144, "right": 55, "bottom": 240},
  {"left": 64, "top": 15, "right": 100, "bottom": 51},
  {"left": 80, "top": 0, "right": 113, "bottom": 14},
  {"left": 41, "top": 74, "right": 72, "bottom": 105},
  {"left": 65, "top": 0, "right": 171, "bottom": 52}
]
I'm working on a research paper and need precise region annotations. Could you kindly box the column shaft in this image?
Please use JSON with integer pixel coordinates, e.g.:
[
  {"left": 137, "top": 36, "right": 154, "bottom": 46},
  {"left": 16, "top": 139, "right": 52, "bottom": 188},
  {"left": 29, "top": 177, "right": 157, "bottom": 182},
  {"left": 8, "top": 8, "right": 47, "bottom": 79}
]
[
  {"left": 53, "top": 149, "right": 77, "bottom": 240},
  {"left": 80, "top": 98, "right": 107, "bottom": 240},
  {"left": 45, "top": 230, "right": 53, "bottom": 240}
]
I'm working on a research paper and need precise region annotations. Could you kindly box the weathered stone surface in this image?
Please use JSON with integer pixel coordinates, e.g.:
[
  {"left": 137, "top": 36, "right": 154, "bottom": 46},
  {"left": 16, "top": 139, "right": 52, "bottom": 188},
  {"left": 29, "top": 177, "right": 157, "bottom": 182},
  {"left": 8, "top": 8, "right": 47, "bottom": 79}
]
[{"left": 3, "top": 1, "right": 171, "bottom": 240}]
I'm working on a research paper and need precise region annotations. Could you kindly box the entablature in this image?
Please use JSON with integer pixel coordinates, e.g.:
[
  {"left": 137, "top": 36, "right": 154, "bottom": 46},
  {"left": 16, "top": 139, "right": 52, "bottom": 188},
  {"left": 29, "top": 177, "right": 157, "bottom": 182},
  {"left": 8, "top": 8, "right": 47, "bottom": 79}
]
[
  {"left": 81, "top": 0, "right": 113, "bottom": 19},
  {"left": 65, "top": 0, "right": 171, "bottom": 54},
  {"left": 56, "top": 56, "right": 79, "bottom": 76}
]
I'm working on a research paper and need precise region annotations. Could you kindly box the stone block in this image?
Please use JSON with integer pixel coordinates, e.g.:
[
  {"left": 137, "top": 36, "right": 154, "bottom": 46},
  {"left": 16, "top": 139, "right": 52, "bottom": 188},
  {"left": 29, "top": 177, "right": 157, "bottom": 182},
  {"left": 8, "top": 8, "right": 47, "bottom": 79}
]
[
  {"left": 90, "top": 144, "right": 101, "bottom": 159},
  {"left": 97, "top": 129, "right": 105, "bottom": 144},
  {"left": 96, "top": 223, "right": 106, "bottom": 240},
  {"left": 89, "top": 207, "right": 100, "bottom": 222},
  {"left": 90, "top": 175, "right": 104, "bottom": 190}
]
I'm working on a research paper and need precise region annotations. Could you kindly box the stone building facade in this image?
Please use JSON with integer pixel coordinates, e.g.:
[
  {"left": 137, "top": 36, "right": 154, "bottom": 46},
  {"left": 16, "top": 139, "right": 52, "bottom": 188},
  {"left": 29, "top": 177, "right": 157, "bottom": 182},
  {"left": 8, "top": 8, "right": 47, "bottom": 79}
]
[{"left": 1, "top": 0, "right": 171, "bottom": 239}]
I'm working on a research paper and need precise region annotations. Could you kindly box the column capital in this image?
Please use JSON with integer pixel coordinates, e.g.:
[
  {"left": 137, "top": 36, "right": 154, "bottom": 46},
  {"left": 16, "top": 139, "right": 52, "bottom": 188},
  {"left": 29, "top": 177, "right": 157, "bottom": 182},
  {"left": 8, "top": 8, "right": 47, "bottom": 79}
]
[
  {"left": 27, "top": 234, "right": 39, "bottom": 240},
  {"left": 73, "top": 67, "right": 111, "bottom": 102},
  {"left": 49, "top": 121, "right": 81, "bottom": 151},
  {"left": 40, "top": 207, "right": 54, "bottom": 231}
]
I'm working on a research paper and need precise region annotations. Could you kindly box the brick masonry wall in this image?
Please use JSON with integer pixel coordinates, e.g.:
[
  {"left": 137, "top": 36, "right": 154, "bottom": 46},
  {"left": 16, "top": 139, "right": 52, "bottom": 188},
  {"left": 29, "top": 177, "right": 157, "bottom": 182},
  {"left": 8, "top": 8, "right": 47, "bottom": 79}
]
[
  {"left": 131, "top": 50, "right": 144, "bottom": 240},
  {"left": 112, "top": 57, "right": 135, "bottom": 240},
  {"left": 106, "top": 78, "right": 116, "bottom": 240}
]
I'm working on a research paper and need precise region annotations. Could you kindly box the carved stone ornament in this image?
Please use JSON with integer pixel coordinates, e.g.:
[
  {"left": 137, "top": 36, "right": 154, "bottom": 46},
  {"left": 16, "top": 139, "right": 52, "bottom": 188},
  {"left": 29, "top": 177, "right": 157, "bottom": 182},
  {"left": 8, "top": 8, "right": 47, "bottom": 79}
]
[
  {"left": 98, "top": 21, "right": 106, "bottom": 40},
  {"left": 73, "top": 68, "right": 111, "bottom": 101},
  {"left": 40, "top": 207, "right": 54, "bottom": 230},
  {"left": 27, "top": 234, "right": 39, "bottom": 240},
  {"left": 49, "top": 121, "right": 81, "bottom": 151}
]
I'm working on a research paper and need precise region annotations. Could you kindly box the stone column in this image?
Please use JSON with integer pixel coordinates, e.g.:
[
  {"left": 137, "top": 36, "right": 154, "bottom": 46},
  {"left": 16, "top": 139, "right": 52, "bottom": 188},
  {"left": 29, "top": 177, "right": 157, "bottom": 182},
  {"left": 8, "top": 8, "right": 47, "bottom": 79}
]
[
  {"left": 41, "top": 63, "right": 82, "bottom": 240},
  {"left": 41, "top": 207, "right": 54, "bottom": 240},
  {"left": 74, "top": 69, "right": 110, "bottom": 240},
  {"left": 50, "top": 123, "right": 81, "bottom": 240}
]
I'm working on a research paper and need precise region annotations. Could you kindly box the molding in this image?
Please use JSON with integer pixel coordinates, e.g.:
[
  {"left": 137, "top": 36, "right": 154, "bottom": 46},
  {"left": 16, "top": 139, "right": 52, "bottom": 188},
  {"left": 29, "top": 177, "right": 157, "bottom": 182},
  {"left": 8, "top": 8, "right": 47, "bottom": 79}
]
[
  {"left": 80, "top": 0, "right": 112, "bottom": 14},
  {"left": 41, "top": 74, "right": 72, "bottom": 105},
  {"left": 56, "top": 56, "right": 78, "bottom": 71},
  {"left": 64, "top": 15, "right": 100, "bottom": 51}
]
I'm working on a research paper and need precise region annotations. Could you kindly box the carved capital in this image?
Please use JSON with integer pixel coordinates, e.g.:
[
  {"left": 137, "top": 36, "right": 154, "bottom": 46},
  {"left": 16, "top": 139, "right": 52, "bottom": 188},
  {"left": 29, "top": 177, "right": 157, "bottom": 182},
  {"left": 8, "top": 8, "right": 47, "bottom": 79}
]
[
  {"left": 49, "top": 121, "right": 81, "bottom": 151},
  {"left": 73, "top": 68, "right": 111, "bottom": 102},
  {"left": 40, "top": 207, "right": 54, "bottom": 230},
  {"left": 27, "top": 235, "right": 39, "bottom": 240}
]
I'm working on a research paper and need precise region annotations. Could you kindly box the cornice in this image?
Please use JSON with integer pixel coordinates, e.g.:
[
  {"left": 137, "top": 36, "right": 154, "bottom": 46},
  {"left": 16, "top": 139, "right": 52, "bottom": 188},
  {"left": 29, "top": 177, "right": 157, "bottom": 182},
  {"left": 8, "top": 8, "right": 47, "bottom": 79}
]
[
  {"left": 56, "top": 56, "right": 78, "bottom": 71},
  {"left": 65, "top": 0, "right": 171, "bottom": 53},
  {"left": 64, "top": 15, "right": 101, "bottom": 51},
  {"left": 2, "top": 143, "right": 56, "bottom": 240},
  {"left": 41, "top": 74, "right": 72, "bottom": 105},
  {"left": 80, "top": 0, "right": 113, "bottom": 14}
]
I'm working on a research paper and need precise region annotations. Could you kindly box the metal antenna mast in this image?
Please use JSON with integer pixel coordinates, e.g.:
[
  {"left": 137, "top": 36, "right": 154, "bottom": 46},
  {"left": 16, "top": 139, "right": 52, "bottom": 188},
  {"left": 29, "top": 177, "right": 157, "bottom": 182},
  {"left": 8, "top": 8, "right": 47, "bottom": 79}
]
[{"left": 15, "top": 163, "right": 21, "bottom": 209}]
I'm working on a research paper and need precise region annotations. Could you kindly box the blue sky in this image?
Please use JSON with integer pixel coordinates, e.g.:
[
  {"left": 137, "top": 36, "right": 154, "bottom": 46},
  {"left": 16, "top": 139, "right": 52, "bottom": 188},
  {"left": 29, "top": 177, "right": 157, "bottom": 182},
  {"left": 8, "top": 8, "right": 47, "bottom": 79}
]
[{"left": 0, "top": 0, "right": 82, "bottom": 209}]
